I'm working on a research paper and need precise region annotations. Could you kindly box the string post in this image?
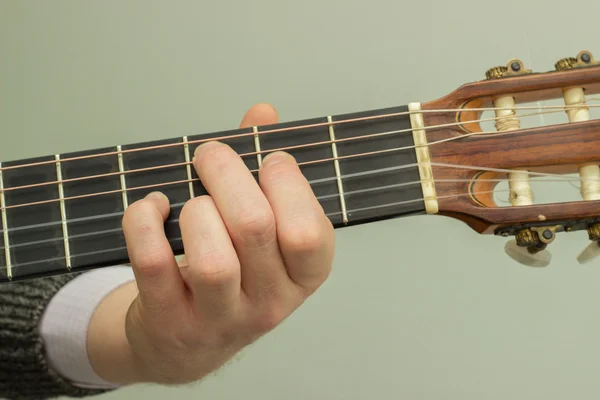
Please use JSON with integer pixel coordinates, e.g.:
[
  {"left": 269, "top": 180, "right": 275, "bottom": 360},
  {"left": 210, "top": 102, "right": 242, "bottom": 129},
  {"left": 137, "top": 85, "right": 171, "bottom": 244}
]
[
  {"left": 555, "top": 50, "right": 598, "bottom": 72},
  {"left": 485, "top": 58, "right": 534, "bottom": 208},
  {"left": 486, "top": 59, "right": 551, "bottom": 267},
  {"left": 555, "top": 51, "right": 600, "bottom": 264}
]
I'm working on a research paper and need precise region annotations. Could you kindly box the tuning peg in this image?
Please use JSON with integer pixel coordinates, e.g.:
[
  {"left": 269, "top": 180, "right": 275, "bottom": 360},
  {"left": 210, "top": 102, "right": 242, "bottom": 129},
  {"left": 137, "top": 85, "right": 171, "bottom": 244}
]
[
  {"left": 504, "top": 227, "right": 558, "bottom": 268},
  {"left": 555, "top": 50, "right": 598, "bottom": 71},
  {"left": 485, "top": 59, "right": 532, "bottom": 80},
  {"left": 576, "top": 224, "right": 600, "bottom": 264},
  {"left": 577, "top": 241, "right": 600, "bottom": 264},
  {"left": 505, "top": 240, "right": 552, "bottom": 268}
]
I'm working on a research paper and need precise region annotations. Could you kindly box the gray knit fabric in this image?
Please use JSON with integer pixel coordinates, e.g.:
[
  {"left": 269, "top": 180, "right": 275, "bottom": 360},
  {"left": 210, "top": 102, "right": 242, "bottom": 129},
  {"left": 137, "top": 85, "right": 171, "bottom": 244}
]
[{"left": 0, "top": 273, "right": 112, "bottom": 400}]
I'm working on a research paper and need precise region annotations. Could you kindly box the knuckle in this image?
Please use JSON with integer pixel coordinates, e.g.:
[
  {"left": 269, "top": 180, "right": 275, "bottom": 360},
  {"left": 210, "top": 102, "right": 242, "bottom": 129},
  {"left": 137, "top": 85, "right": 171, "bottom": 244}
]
[
  {"left": 234, "top": 206, "right": 275, "bottom": 240},
  {"left": 122, "top": 199, "right": 154, "bottom": 229},
  {"left": 254, "top": 305, "right": 289, "bottom": 333},
  {"left": 255, "top": 279, "right": 284, "bottom": 304},
  {"left": 135, "top": 251, "right": 173, "bottom": 279},
  {"left": 188, "top": 249, "right": 237, "bottom": 288},
  {"left": 122, "top": 200, "right": 156, "bottom": 236},
  {"left": 195, "top": 142, "right": 233, "bottom": 170},
  {"left": 281, "top": 221, "right": 329, "bottom": 255},
  {"left": 128, "top": 197, "right": 155, "bottom": 214},
  {"left": 180, "top": 195, "right": 213, "bottom": 221},
  {"left": 304, "top": 268, "right": 332, "bottom": 296},
  {"left": 261, "top": 160, "right": 295, "bottom": 185}
]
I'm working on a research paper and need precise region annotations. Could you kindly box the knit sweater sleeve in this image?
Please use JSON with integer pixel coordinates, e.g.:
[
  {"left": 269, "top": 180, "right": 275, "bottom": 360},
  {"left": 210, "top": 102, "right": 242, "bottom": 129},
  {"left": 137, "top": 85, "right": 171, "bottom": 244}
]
[{"left": 0, "top": 273, "right": 110, "bottom": 400}]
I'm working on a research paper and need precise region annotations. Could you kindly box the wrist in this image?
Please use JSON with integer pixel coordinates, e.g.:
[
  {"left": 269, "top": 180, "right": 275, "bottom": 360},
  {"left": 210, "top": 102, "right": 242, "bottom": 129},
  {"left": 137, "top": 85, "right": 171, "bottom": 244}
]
[{"left": 87, "top": 280, "right": 145, "bottom": 385}]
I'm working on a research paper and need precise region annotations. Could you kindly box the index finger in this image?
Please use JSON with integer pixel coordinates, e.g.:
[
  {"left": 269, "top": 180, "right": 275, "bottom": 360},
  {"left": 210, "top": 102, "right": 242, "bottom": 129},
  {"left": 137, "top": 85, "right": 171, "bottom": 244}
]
[{"left": 122, "top": 192, "right": 186, "bottom": 314}]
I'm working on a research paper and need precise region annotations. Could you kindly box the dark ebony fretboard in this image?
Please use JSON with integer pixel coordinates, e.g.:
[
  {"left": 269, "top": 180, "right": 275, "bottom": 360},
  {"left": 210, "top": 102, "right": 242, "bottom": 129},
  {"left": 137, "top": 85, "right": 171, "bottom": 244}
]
[{"left": 0, "top": 105, "right": 425, "bottom": 283}]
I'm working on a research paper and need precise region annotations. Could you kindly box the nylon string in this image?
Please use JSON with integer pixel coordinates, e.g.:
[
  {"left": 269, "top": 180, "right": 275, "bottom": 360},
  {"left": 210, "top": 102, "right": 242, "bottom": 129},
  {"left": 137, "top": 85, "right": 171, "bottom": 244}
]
[
  {"left": 1, "top": 99, "right": 599, "bottom": 175},
  {"left": 0, "top": 186, "right": 544, "bottom": 270},
  {"left": 1, "top": 103, "right": 599, "bottom": 211},
  {"left": 1, "top": 100, "right": 599, "bottom": 269},
  {"left": 0, "top": 169, "right": 589, "bottom": 253}
]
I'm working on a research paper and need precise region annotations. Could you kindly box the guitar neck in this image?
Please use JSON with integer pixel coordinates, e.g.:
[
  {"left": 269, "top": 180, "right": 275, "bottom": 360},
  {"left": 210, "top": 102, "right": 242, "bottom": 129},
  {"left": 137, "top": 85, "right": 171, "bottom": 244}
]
[{"left": 0, "top": 104, "right": 427, "bottom": 283}]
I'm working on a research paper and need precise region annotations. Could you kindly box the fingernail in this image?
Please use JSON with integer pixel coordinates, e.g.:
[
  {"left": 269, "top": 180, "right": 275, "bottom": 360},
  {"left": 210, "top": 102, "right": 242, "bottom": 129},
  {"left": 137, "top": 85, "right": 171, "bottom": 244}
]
[
  {"left": 146, "top": 191, "right": 167, "bottom": 201},
  {"left": 262, "top": 151, "right": 294, "bottom": 167}
]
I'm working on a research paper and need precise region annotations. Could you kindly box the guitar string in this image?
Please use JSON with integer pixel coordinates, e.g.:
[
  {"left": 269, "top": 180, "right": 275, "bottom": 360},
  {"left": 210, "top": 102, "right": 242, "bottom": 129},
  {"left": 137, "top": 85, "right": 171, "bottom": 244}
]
[
  {"left": 0, "top": 104, "right": 587, "bottom": 196},
  {"left": 1, "top": 99, "right": 599, "bottom": 174},
  {"left": 2, "top": 163, "right": 417, "bottom": 233},
  {"left": 1, "top": 160, "right": 586, "bottom": 236},
  {"left": 1, "top": 187, "right": 525, "bottom": 270},
  {"left": 1, "top": 107, "right": 597, "bottom": 212},
  {"left": 0, "top": 176, "right": 582, "bottom": 253},
  {"left": 0, "top": 152, "right": 596, "bottom": 215}
]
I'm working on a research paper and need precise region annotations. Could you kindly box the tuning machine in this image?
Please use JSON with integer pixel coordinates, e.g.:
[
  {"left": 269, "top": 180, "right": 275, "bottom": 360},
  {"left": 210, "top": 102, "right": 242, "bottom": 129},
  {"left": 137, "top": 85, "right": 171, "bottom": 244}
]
[
  {"left": 554, "top": 50, "right": 600, "bottom": 265},
  {"left": 504, "top": 226, "right": 559, "bottom": 268},
  {"left": 555, "top": 50, "right": 599, "bottom": 71},
  {"left": 485, "top": 58, "right": 532, "bottom": 80},
  {"left": 486, "top": 57, "right": 545, "bottom": 268},
  {"left": 577, "top": 224, "right": 600, "bottom": 264}
]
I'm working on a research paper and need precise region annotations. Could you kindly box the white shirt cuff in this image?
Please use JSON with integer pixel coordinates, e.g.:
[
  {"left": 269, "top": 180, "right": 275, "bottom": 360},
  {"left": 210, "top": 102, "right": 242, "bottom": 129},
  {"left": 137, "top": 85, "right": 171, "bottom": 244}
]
[{"left": 38, "top": 266, "right": 136, "bottom": 389}]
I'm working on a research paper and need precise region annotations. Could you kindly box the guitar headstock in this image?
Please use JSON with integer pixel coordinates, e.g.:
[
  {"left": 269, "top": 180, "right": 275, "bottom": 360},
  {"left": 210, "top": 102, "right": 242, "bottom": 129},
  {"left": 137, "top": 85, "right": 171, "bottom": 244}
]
[{"left": 421, "top": 50, "right": 600, "bottom": 267}]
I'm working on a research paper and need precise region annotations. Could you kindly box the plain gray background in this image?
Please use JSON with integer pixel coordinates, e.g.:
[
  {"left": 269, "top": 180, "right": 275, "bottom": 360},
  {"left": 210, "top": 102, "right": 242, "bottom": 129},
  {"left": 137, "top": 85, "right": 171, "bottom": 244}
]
[{"left": 2, "top": 1, "right": 600, "bottom": 399}]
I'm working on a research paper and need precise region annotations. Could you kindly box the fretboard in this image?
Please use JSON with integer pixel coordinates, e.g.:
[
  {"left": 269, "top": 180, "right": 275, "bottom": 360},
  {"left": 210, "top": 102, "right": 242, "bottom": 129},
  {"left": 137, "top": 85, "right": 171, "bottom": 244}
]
[{"left": 0, "top": 105, "right": 425, "bottom": 283}]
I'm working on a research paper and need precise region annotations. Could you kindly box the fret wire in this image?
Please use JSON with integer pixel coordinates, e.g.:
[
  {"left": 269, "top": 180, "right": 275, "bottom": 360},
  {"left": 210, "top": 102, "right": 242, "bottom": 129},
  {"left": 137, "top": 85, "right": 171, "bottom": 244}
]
[
  {"left": 327, "top": 116, "right": 348, "bottom": 224},
  {"left": 55, "top": 155, "right": 71, "bottom": 269},
  {"left": 0, "top": 162, "right": 11, "bottom": 279},
  {"left": 182, "top": 136, "right": 195, "bottom": 199},
  {"left": 253, "top": 126, "right": 263, "bottom": 167},
  {"left": 117, "top": 145, "right": 129, "bottom": 209}
]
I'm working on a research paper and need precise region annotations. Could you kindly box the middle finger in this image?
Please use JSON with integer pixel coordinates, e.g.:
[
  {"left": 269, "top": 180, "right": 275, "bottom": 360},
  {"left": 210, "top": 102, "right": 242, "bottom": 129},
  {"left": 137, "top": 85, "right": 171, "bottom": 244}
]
[{"left": 193, "top": 141, "right": 289, "bottom": 302}]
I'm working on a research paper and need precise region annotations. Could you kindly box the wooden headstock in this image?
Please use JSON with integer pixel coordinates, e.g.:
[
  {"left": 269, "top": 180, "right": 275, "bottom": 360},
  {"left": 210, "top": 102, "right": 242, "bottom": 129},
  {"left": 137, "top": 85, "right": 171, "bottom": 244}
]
[{"left": 421, "top": 50, "right": 600, "bottom": 266}]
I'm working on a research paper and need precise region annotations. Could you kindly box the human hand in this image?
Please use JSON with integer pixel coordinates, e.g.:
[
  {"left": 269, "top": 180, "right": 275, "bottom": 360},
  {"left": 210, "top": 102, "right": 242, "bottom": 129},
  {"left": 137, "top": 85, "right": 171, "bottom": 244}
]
[{"left": 87, "top": 104, "right": 335, "bottom": 386}]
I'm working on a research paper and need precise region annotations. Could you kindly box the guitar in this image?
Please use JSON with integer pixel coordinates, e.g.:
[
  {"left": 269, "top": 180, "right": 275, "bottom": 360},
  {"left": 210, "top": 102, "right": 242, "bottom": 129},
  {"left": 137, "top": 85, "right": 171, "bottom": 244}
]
[{"left": 1, "top": 51, "right": 599, "bottom": 283}]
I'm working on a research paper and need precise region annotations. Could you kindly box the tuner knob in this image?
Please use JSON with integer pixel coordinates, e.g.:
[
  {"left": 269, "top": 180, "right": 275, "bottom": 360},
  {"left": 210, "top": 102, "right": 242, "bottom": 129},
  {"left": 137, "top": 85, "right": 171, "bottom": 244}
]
[
  {"left": 504, "top": 227, "right": 557, "bottom": 268},
  {"left": 577, "top": 241, "right": 600, "bottom": 264},
  {"left": 485, "top": 59, "right": 531, "bottom": 80},
  {"left": 577, "top": 224, "right": 600, "bottom": 264},
  {"left": 505, "top": 240, "right": 552, "bottom": 268},
  {"left": 555, "top": 51, "right": 598, "bottom": 70}
]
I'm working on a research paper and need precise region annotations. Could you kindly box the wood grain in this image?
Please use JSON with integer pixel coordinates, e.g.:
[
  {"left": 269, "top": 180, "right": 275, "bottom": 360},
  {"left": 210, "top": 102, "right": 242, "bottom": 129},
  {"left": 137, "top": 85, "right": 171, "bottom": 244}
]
[{"left": 421, "top": 66, "right": 600, "bottom": 234}]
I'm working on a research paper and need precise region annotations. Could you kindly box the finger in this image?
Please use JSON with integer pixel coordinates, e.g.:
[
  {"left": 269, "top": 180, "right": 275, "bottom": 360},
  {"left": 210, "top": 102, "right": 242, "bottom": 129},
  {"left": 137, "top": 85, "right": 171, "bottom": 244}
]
[
  {"left": 259, "top": 152, "right": 335, "bottom": 294},
  {"left": 238, "top": 103, "right": 278, "bottom": 128},
  {"left": 179, "top": 195, "right": 242, "bottom": 320},
  {"left": 193, "top": 141, "right": 289, "bottom": 302},
  {"left": 122, "top": 192, "right": 186, "bottom": 313}
]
